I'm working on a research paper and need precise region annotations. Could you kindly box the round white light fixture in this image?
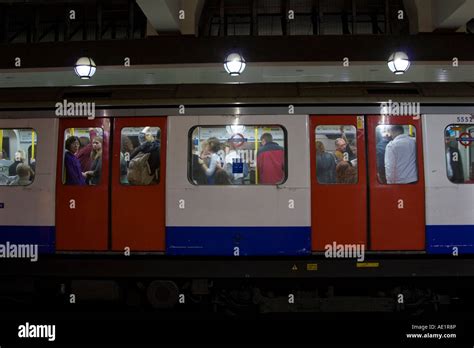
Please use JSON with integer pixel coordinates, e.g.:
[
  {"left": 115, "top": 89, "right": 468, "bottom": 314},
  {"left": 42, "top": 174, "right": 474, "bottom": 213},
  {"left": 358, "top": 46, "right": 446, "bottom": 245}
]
[
  {"left": 387, "top": 51, "right": 410, "bottom": 75},
  {"left": 224, "top": 53, "right": 246, "bottom": 76},
  {"left": 74, "top": 57, "right": 97, "bottom": 79}
]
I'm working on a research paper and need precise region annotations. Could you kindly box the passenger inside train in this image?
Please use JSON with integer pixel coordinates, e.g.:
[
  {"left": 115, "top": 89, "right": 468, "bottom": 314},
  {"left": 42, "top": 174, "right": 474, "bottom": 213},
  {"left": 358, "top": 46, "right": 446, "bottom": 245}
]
[
  {"left": 0, "top": 128, "right": 37, "bottom": 186},
  {"left": 190, "top": 125, "right": 286, "bottom": 185},
  {"left": 63, "top": 128, "right": 103, "bottom": 185},
  {"left": 375, "top": 125, "right": 418, "bottom": 185},
  {"left": 315, "top": 125, "right": 357, "bottom": 184},
  {"left": 121, "top": 126, "right": 161, "bottom": 185},
  {"left": 445, "top": 124, "right": 474, "bottom": 184}
]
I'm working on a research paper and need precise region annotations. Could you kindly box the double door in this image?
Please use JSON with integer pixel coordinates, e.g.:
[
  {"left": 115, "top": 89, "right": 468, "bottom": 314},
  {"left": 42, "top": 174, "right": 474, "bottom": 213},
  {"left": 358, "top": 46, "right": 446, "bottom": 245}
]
[
  {"left": 310, "top": 115, "right": 425, "bottom": 251},
  {"left": 55, "top": 117, "right": 167, "bottom": 251}
]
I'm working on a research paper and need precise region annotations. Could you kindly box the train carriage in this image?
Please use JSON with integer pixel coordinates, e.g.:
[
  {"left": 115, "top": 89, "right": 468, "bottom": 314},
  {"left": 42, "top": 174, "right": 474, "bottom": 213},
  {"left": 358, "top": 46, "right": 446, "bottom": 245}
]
[{"left": 1, "top": 110, "right": 473, "bottom": 260}]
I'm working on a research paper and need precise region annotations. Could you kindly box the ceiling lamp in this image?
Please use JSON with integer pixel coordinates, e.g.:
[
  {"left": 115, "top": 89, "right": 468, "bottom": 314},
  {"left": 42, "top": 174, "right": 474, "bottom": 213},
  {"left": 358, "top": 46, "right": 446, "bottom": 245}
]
[
  {"left": 74, "top": 57, "right": 97, "bottom": 79},
  {"left": 224, "top": 53, "right": 246, "bottom": 76},
  {"left": 387, "top": 51, "right": 410, "bottom": 75}
]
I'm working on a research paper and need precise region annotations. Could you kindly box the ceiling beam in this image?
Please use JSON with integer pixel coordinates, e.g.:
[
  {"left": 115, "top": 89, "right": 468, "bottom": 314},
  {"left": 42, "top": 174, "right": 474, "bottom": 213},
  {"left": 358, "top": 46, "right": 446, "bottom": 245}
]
[
  {"left": 137, "top": 0, "right": 205, "bottom": 35},
  {"left": 0, "top": 34, "right": 473, "bottom": 70}
]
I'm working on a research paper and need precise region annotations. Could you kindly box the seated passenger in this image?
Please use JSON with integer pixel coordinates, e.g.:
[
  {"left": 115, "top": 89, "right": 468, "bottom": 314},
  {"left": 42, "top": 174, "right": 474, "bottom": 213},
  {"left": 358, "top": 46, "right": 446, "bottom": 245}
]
[
  {"left": 84, "top": 136, "right": 102, "bottom": 185},
  {"left": 256, "top": 133, "right": 285, "bottom": 184},
  {"left": 8, "top": 150, "right": 25, "bottom": 176},
  {"left": 64, "top": 136, "right": 86, "bottom": 185},
  {"left": 316, "top": 141, "right": 336, "bottom": 184},
  {"left": 198, "top": 137, "right": 222, "bottom": 185},
  {"left": 9, "top": 163, "right": 32, "bottom": 186},
  {"left": 336, "top": 161, "right": 357, "bottom": 184}
]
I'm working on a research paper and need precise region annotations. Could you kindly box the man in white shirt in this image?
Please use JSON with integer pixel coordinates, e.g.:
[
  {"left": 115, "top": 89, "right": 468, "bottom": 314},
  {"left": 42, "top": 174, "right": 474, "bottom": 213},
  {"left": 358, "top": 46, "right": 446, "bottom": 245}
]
[{"left": 384, "top": 125, "right": 418, "bottom": 184}]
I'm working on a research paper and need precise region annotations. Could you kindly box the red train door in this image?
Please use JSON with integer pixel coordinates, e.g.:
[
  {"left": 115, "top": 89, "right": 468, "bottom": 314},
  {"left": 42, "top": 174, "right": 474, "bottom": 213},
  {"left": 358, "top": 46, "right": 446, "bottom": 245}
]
[
  {"left": 56, "top": 118, "right": 110, "bottom": 250},
  {"left": 367, "top": 115, "right": 425, "bottom": 250},
  {"left": 309, "top": 115, "right": 367, "bottom": 250},
  {"left": 111, "top": 117, "right": 167, "bottom": 251}
]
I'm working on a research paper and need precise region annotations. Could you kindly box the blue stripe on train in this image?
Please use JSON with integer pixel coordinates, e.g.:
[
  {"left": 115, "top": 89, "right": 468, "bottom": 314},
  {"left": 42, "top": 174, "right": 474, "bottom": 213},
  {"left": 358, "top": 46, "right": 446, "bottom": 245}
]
[
  {"left": 426, "top": 225, "right": 474, "bottom": 254},
  {"left": 0, "top": 226, "right": 55, "bottom": 254},
  {"left": 166, "top": 226, "right": 311, "bottom": 256}
]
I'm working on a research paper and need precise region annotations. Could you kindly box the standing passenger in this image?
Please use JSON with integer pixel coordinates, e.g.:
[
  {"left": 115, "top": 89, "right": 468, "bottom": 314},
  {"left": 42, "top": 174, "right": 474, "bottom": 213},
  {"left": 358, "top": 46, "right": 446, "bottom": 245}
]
[
  {"left": 316, "top": 141, "right": 336, "bottom": 184},
  {"left": 376, "top": 131, "right": 391, "bottom": 184},
  {"left": 76, "top": 128, "right": 98, "bottom": 172},
  {"left": 85, "top": 136, "right": 103, "bottom": 185},
  {"left": 257, "top": 133, "right": 285, "bottom": 184},
  {"left": 129, "top": 127, "right": 161, "bottom": 184},
  {"left": 334, "top": 138, "right": 356, "bottom": 163},
  {"left": 445, "top": 131, "right": 464, "bottom": 183},
  {"left": 224, "top": 140, "right": 247, "bottom": 184},
  {"left": 336, "top": 161, "right": 357, "bottom": 184},
  {"left": 198, "top": 137, "right": 222, "bottom": 184},
  {"left": 384, "top": 125, "right": 418, "bottom": 184},
  {"left": 64, "top": 136, "right": 86, "bottom": 185}
]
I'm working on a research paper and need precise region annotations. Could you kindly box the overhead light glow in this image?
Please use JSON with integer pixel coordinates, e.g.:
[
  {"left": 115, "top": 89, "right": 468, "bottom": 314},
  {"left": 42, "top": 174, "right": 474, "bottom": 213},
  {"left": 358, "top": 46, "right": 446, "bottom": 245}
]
[
  {"left": 224, "top": 53, "right": 246, "bottom": 76},
  {"left": 74, "top": 57, "right": 97, "bottom": 79},
  {"left": 387, "top": 51, "right": 410, "bottom": 75}
]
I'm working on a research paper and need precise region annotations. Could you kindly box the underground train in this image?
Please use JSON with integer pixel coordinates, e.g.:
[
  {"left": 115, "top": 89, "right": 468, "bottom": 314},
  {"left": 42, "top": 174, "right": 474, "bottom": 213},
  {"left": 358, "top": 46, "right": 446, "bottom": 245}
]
[
  {"left": 0, "top": 111, "right": 473, "bottom": 258},
  {"left": 0, "top": 83, "right": 473, "bottom": 285},
  {"left": 0, "top": 83, "right": 473, "bottom": 311}
]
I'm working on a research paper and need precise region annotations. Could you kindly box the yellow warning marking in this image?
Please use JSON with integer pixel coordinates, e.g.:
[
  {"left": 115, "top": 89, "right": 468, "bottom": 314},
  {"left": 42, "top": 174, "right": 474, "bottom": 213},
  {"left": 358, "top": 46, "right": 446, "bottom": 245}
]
[
  {"left": 306, "top": 263, "right": 318, "bottom": 271},
  {"left": 356, "top": 262, "right": 379, "bottom": 268},
  {"left": 357, "top": 116, "right": 364, "bottom": 129},
  {"left": 291, "top": 264, "right": 298, "bottom": 271}
]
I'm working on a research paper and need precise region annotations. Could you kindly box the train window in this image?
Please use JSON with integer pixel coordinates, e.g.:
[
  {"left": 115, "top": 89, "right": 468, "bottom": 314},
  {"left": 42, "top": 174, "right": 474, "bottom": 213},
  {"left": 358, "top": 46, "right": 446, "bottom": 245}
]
[
  {"left": 445, "top": 124, "right": 474, "bottom": 184},
  {"left": 375, "top": 125, "right": 418, "bottom": 184},
  {"left": 315, "top": 125, "right": 358, "bottom": 184},
  {"left": 62, "top": 128, "right": 104, "bottom": 185},
  {"left": 0, "top": 128, "right": 37, "bottom": 186},
  {"left": 120, "top": 127, "right": 161, "bottom": 185},
  {"left": 189, "top": 125, "right": 287, "bottom": 185}
]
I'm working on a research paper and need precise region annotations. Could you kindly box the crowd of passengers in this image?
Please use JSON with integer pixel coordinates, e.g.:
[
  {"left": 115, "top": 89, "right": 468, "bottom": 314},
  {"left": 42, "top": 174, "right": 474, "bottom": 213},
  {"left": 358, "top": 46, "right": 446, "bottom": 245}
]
[
  {"left": 0, "top": 149, "right": 36, "bottom": 186},
  {"left": 192, "top": 132, "right": 285, "bottom": 185},
  {"left": 64, "top": 127, "right": 161, "bottom": 186},
  {"left": 316, "top": 125, "right": 419, "bottom": 184},
  {"left": 64, "top": 129, "right": 103, "bottom": 185}
]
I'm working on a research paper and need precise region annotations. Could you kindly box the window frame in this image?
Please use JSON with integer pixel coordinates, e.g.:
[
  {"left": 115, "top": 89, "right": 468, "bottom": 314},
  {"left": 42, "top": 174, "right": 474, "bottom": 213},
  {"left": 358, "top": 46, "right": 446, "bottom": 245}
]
[
  {"left": 0, "top": 127, "right": 38, "bottom": 188},
  {"left": 375, "top": 124, "right": 419, "bottom": 185},
  {"left": 61, "top": 127, "right": 104, "bottom": 186},
  {"left": 187, "top": 124, "right": 289, "bottom": 186},
  {"left": 119, "top": 126, "right": 162, "bottom": 186},
  {"left": 444, "top": 123, "right": 474, "bottom": 185},
  {"left": 315, "top": 124, "right": 359, "bottom": 185}
]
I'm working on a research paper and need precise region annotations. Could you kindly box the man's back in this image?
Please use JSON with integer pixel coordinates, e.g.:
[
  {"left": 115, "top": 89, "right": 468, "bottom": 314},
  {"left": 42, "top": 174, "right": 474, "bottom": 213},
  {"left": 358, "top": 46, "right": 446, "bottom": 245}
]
[
  {"left": 257, "top": 142, "right": 285, "bottom": 184},
  {"left": 384, "top": 134, "right": 418, "bottom": 184}
]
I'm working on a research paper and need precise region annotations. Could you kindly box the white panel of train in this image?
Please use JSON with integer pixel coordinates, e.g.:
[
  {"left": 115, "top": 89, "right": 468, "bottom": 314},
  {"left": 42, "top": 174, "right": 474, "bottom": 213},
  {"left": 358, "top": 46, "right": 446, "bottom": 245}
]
[
  {"left": 0, "top": 118, "right": 58, "bottom": 253},
  {"left": 166, "top": 115, "right": 311, "bottom": 256},
  {"left": 422, "top": 114, "right": 474, "bottom": 254}
]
